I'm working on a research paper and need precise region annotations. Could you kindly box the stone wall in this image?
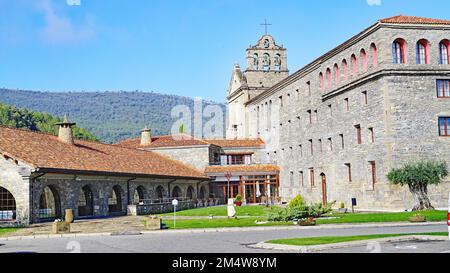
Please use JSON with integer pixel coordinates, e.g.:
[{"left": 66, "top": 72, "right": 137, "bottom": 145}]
[{"left": 147, "top": 146, "right": 211, "bottom": 171}]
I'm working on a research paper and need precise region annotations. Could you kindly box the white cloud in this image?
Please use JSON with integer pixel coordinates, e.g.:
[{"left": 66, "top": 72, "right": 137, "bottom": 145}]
[
  {"left": 367, "top": 0, "right": 382, "bottom": 6},
  {"left": 37, "top": 0, "right": 94, "bottom": 45},
  {"left": 66, "top": 0, "right": 81, "bottom": 6}
]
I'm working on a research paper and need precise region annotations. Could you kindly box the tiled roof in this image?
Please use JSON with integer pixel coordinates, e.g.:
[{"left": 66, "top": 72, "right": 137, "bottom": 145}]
[
  {"left": 380, "top": 15, "right": 450, "bottom": 25},
  {"left": 205, "top": 138, "right": 265, "bottom": 148},
  {"left": 115, "top": 134, "right": 209, "bottom": 149},
  {"left": 0, "top": 126, "right": 207, "bottom": 179},
  {"left": 205, "top": 164, "right": 280, "bottom": 174}
]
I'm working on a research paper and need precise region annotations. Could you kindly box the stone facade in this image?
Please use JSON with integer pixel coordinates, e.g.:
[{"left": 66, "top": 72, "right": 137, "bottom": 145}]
[{"left": 228, "top": 20, "right": 450, "bottom": 210}]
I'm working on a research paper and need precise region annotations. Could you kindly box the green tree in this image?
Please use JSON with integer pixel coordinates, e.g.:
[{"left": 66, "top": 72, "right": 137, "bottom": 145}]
[{"left": 387, "top": 160, "right": 448, "bottom": 211}]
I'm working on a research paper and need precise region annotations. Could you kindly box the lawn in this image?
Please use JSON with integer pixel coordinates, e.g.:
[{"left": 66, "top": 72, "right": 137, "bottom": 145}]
[
  {"left": 267, "top": 232, "right": 448, "bottom": 246},
  {"left": 164, "top": 217, "right": 291, "bottom": 229},
  {"left": 317, "top": 210, "right": 447, "bottom": 224},
  {"left": 0, "top": 228, "right": 18, "bottom": 237},
  {"left": 159, "top": 205, "right": 271, "bottom": 217}
]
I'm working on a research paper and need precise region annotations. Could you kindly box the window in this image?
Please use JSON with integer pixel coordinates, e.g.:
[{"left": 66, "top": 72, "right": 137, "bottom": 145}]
[
  {"left": 371, "top": 43, "right": 378, "bottom": 67},
  {"left": 307, "top": 110, "right": 312, "bottom": 124},
  {"left": 392, "top": 38, "right": 407, "bottom": 64},
  {"left": 328, "top": 137, "right": 333, "bottom": 151},
  {"left": 416, "top": 39, "right": 430, "bottom": 64},
  {"left": 344, "top": 163, "right": 352, "bottom": 182},
  {"left": 369, "top": 161, "right": 376, "bottom": 190},
  {"left": 437, "top": 79, "right": 450, "bottom": 98},
  {"left": 0, "top": 187, "right": 16, "bottom": 221},
  {"left": 328, "top": 104, "right": 332, "bottom": 116},
  {"left": 309, "top": 139, "right": 313, "bottom": 155},
  {"left": 299, "top": 171, "right": 304, "bottom": 187},
  {"left": 340, "top": 134, "right": 345, "bottom": 149},
  {"left": 360, "top": 49, "right": 367, "bottom": 72},
  {"left": 439, "top": 117, "right": 450, "bottom": 136},
  {"left": 319, "top": 139, "right": 323, "bottom": 152},
  {"left": 299, "top": 144, "right": 303, "bottom": 157},
  {"left": 227, "top": 155, "right": 245, "bottom": 165},
  {"left": 342, "top": 59, "right": 348, "bottom": 81},
  {"left": 314, "top": 110, "right": 318, "bottom": 122},
  {"left": 351, "top": 54, "right": 358, "bottom": 76},
  {"left": 309, "top": 168, "right": 315, "bottom": 187},
  {"left": 319, "top": 73, "right": 325, "bottom": 91},
  {"left": 439, "top": 40, "right": 450, "bottom": 65},
  {"left": 290, "top": 171, "right": 294, "bottom": 186},
  {"left": 307, "top": 81, "right": 311, "bottom": 96},
  {"left": 279, "top": 96, "right": 283, "bottom": 107},
  {"left": 355, "top": 124, "right": 362, "bottom": 144},
  {"left": 334, "top": 64, "right": 340, "bottom": 84},
  {"left": 344, "top": 98, "right": 349, "bottom": 112},
  {"left": 326, "top": 68, "right": 332, "bottom": 89},
  {"left": 362, "top": 91, "right": 368, "bottom": 105},
  {"left": 368, "top": 127, "right": 374, "bottom": 143}
]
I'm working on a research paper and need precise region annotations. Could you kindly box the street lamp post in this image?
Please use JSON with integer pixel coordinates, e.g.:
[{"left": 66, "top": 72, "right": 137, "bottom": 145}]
[{"left": 225, "top": 172, "right": 232, "bottom": 201}]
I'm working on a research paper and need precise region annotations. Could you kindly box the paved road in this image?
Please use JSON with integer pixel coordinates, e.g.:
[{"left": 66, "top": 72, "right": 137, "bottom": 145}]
[
  {"left": 0, "top": 224, "right": 447, "bottom": 253},
  {"left": 320, "top": 240, "right": 450, "bottom": 253}
]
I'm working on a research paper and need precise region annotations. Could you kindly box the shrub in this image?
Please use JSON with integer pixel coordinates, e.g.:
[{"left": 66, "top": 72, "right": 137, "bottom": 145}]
[
  {"left": 234, "top": 194, "right": 242, "bottom": 202},
  {"left": 288, "top": 194, "right": 305, "bottom": 209}
]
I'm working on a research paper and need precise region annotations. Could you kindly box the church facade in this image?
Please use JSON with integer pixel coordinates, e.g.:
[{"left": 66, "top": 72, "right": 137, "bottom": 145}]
[{"left": 226, "top": 15, "right": 450, "bottom": 210}]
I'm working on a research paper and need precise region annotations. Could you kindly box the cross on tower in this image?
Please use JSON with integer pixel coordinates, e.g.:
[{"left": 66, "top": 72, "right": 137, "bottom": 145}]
[{"left": 260, "top": 19, "right": 272, "bottom": 35}]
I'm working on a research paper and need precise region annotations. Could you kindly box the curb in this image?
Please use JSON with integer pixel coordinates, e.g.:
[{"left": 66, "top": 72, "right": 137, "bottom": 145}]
[
  {"left": 249, "top": 235, "right": 449, "bottom": 253},
  {"left": 0, "top": 221, "right": 445, "bottom": 241}
]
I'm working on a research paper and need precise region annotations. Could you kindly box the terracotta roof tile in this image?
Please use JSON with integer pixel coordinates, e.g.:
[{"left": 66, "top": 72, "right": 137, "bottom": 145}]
[
  {"left": 205, "top": 138, "right": 265, "bottom": 148},
  {"left": 380, "top": 15, "right": 450, "bottom": 25},
  {"left": 0, "top": 126, "right": 207, "bottom": 180},
  {"left": 115, "top": 134, "right": 209, "bottom": 149},
  {"left": 205, "top": 164, "right": 280, "bottom": 174}
]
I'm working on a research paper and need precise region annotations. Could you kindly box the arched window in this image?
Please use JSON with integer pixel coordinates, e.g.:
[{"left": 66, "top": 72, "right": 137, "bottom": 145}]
[
  {"left": 0, "top": 187, "right": 16, "bottom": 221},
  {"left": 199, "top": 186, "right": 207, "bottom": 199},
  {"left": 392, "top": 38, "right": 407, "bottom": 64},
  {"left": 360, "top": 49, "right": 367, "bottom": 72},
  {"left": 172, "top": 186, "right": 182, "bottom": 198},
  {"left": 253, "top": 53, "right": 259, "bottom": 70},
  {"left": 274, "top": 54, "right": 281, "bottom": 70},
  {"left": 326, "top": 68, "right": 332, "bottom": 89},
  {"left": 39, "top": 185, "right": 61, "bottom": 220},
  {"left": 334, "top": 64, "right": 340, "bottom": 85},
  {"left": 351, "top": 54, "right": 358, "bottom": 76},
  {"left": 416, "top": 39, "right": 430, "bottom": 64},
  {"left": 319, "top": 72, "right": 325, "bottom": 90},
  {"left": 108, "top": 185, "right": 123, "bottom": 214},
  {"left": 370, "top": 43, "right": 378, "bottom": 67},
  {"left": 342, "top": 59, "right": 348, "bottom": 81},
  {"left": 78, "top": 185, "right": 94, "bottom": 217},
  {"left": 439, "top": 40, "right": 449, "bottom": 65},
  {"left": 133, "top": 186, "right": 146, "bottom": 205},
  {"left": 156, "top": 186, "right": 164, "bottom": 200},
  {"left": 186, "top": 186, "right": 195, "bottom": 200}
]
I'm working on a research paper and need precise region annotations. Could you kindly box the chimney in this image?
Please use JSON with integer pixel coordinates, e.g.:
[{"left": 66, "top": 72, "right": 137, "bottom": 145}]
[
  {"left": 140, "top": 126, "right": 152, "bottom": 146},
  {"left": 56, "top": 115, "right": 76, "bottom": 145}
]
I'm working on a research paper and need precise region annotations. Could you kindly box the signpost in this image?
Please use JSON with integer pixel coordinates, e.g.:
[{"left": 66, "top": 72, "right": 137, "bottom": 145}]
[
  {"left": 351, "top": 198, "right": 357, "bottom": 214},
  {"left": 224, "top": 172, "right": 232, "bottom": 201},
  {"left": 172, "top": 199, "right": 178, "bottom": 229}
]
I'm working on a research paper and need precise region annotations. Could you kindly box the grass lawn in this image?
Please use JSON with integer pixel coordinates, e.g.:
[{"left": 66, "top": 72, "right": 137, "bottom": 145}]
[
  {"left": 163, "top": 217, "right": 290, "bottom": 229},
  {"left": 317, "top": 210, "right": 447, "bottom": 224},
  {"left": 0, "top": 228, "right": 18, "bottom": 237},
  {"left": 267, "top": 232, "right": 449, "bottom": 246},
  {"left": 159, "top": 205, "right": 271, "bottom": 217}
]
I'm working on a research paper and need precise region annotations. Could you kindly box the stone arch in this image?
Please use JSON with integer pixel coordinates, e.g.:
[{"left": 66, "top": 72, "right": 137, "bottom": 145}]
[
  {"left": 133, "top": 185, "right": 147, "bottom": 205},
  {"left": 262, "top": 53, "right": 271, "bottom": 70},
  {"left": 393, "top": 38, "right": 407, "bottom": 64},
  {"left": 78, "top": 185, "right": 94, "bottom": 217},
  {"left": 172, "top": 186, "right": 182, "bottom": 198},
  {"left": 0, "top": 186, "right": 16, "bottom": 221},
  {"left": 38, "top": 185, "right": 62, "bottom": 220},
  {"left": 199, "top": 186, "right": 207, "bottom": 199},
  {"left": 155, "top": 185, "right": 165, "bottom": 199},
  {"left": 186, "top": 186, "right": 195, "bottom": 200},
  {"left": 108, "top": 185, "right": 124, "bottom": 215},
  {"left": 370, "top": 43, "right": 377, "bottom": 67}
]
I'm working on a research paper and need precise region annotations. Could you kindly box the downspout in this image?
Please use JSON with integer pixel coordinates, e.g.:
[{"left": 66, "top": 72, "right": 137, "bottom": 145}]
[{"left": 30, "top": 172, "right": 46, "bottom": 224}]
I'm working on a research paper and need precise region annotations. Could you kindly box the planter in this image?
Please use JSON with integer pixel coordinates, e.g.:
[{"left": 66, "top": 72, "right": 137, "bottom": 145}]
[
  {"left": 52, "top": 221, "right": 71, "bottom": 234},
  {"left": 235, "top": 201, "right": 242, "bottom": 207},
  {"left": 409, "top": 215, "right": 426, "bottom": 223},
  {"left": 65, "top": 209, "right": 74, "bottom": 223},
  {"left": 144, "top": 216, "right": 162, "bottom": 230}
]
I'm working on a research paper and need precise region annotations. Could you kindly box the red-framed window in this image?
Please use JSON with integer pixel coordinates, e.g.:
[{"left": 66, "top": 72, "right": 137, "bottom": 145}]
[
  {"left": 299, "top": 171, "right": 304, "bottom": 187},
  {"left": 309, "top": 139, "right": 314, "bottom": 155},
  {"left": 362, "top": 91, "right": 368, "bottom": 105},
  {"left": 437, "top": 80, "right": 450, "bottom": 98},
  {"left": 392, "top": 38, "right": 407, "bottom": 64},
  {"left": 342, "top": 59, "right": 348, "bottom": 81},
  {"left": 361, "top": 49, "right": 367, "bottom": 72},
  {"left": 345, "top": 163, "right": 352, "bottom": 182},
  {"left": 334, "top": 64, "right": 340, "bottom": 85},
  {"left": 369, "top": 127, "right": 375, "bottom": 143},
  {"left": 439, "top": 117, "right": 450, "bottom": 136},
  {"left": 369, "top": 161, "right": 377, "bottom": 190},
  {"left": 416, "top": 39, "right": 430, "bottom": 64},
  {"left": 355, "top": 125, "right": 362, "bottom": 144},
  {"left": 439, "top": 40, "right": 449, "bottom": 65},
  {"left": 319, "top": 73, "right": 325, "bottom": 91},
  {"left": 309, "top": 168, "right": 315, "bottom": 187}
]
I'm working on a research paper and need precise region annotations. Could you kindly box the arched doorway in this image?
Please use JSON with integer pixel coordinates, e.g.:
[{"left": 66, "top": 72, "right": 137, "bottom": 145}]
[
  {"left": 0, "top": 187, "right": 16, "bottom": 221},
  {"left": 38, "top": 185, "right": 62, "bottom": 220},
  {"left": 155, "top": 186, "right": 165, "bottom": 200},
  {"left": 320, "top": 173, "right": 327, "bottom": 205},
  {"left": 133, "top": 186, "right": 146, "bottom": 205},
  {"left": 186, "top": 186, "right": 195, "bottom": 200},
  {"left": 199, "top": 186, "right": 206, "bottom": 200},
  {"left": 78, "top": 185, "right": 94, "bottom": 217},
  {"left": 108, "top": 185, "right": 123, "bottom": 215},
  {"left": 172, "top": 186, "right": 182, "bottom": 198}
]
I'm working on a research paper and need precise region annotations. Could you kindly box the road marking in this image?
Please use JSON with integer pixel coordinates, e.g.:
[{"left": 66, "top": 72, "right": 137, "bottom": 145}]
[{"left": 395, "top": 245, "right": 417, "bottom": 250}]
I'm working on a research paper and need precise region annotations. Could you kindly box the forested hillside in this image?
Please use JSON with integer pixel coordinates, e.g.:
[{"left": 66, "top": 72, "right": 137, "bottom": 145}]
[
  {"left": 0, "top": 89, "right": 226, "bottom": 143},
  {"left": 0, "top": 103, "right": 98, "bottom": 141}
]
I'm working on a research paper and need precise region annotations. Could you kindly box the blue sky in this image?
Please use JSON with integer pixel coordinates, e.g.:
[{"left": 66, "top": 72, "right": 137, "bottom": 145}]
[{"left": 0, "top": 0, "right": 448, "bottom": 102}]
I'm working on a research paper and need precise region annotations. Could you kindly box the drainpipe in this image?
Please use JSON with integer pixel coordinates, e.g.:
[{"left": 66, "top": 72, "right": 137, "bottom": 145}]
[
  {"left": 30, "top": 172, "right": 46, "bottom": 224},
  {"left": 126, "top": 178, "right": 137, "bottom": 205}
]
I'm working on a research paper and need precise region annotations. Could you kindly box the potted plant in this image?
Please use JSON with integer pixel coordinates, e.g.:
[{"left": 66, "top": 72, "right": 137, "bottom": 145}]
[
  {"left": 338, "top": 202, "right": 348, "bottom": 213},
  {"left": 409, "top": 213, "right": 426, "bottom": 223},
  {"left": 234, "top": 194, "right": 242, "bottom": 207}
]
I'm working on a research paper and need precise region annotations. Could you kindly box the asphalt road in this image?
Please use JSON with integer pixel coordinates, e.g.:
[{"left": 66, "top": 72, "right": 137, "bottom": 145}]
[{"left": 0, "top": 224, "right": 447, "bottom": 253}]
